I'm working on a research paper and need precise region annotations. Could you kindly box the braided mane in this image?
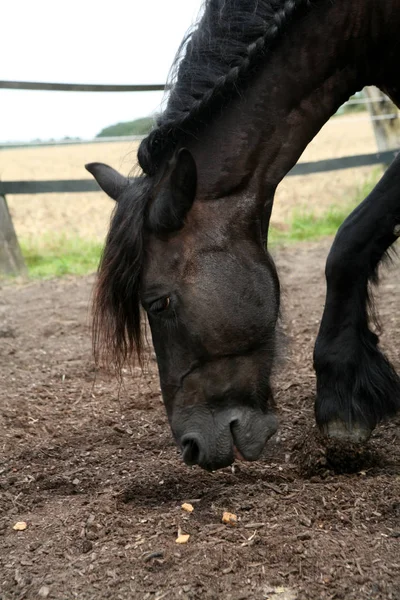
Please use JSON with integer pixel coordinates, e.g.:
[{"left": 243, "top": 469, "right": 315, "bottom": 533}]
[{"left": 138, "top": 0, "right": 312, "bottom": 176}]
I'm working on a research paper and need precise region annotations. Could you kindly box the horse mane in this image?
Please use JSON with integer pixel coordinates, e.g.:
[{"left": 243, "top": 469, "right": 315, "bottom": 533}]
[
  {"left": 138, "top": 0, "right": 312, "bottom": 176},
  {"left": 92, "top": 177, "right": 151, "bottom": 372}
]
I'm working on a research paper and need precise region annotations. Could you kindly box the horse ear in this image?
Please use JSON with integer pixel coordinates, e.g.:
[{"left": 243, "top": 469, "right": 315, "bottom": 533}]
[
  {"left": 148, "top": 148, "right": 197, "bottom": 232},
  {"left": 85, "top": 162, "right": 129, "bottom": 201}
]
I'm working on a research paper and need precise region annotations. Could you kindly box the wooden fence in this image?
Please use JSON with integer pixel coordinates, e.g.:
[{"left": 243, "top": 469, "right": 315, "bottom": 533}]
[{"left": 1, "top": 80, "right": 399, "bottom": 275}]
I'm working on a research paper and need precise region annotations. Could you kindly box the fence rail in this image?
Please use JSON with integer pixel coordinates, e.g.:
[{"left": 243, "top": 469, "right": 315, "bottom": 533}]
[
  {"left": 0, "top": 80, "right": 167, "bottom": 92},
  {"left": 0, "top": 80, "right": 389, "bottom": 101},
  {"left": 0, "top": 150, "right": 397, "bottom": 197}
]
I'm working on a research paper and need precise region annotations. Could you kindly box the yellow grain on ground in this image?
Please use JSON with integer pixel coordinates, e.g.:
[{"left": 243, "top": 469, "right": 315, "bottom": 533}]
[{"left": 1, "top": 113, "right": 378, "bottom": 240}]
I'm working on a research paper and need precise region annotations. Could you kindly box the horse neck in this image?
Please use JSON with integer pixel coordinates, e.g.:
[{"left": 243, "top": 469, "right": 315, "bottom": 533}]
[{"left": 189, "top": 0, "right": 396, "bottom": 205}]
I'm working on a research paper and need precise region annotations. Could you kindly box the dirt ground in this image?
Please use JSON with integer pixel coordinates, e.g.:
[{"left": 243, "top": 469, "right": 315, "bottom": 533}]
[
  {"left": 2, "top": 114, "right": 380, "bottom": 240},
  {"left": 0, "top": 240, "right": 399, "bottom": 600}
]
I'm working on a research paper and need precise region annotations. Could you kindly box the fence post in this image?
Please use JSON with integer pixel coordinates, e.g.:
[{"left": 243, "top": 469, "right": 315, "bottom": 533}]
[
  {"left": 0, "top": 194, "right": 26, "bottom": 276},
  {"left": 364, "top": 86, "right": 400, "bottom": 152}
]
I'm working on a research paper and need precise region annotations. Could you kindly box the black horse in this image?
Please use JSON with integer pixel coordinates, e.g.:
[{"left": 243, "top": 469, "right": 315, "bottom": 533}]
[{"left": 86, "top": 0, "right": 400, "bottom": 471}]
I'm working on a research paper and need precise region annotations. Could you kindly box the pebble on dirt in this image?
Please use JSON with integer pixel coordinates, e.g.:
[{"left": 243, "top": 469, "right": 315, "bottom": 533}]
[
  {"left": 222, "top": 512, "right": 237, "bottom": 525},
  {"left": 12, "top": 521, "right": 27, "bottom": 531},
  {"left": 175, "top": 533, "right": 190, "bottom": 544},
  {"left": 181, "top": 502, "right": 194, "bottom": 513}
]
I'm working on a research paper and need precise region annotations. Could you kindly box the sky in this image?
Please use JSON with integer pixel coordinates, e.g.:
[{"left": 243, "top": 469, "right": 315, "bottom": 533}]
[{"left": 0, "top": 0, "right": 204, "bottom": 142}]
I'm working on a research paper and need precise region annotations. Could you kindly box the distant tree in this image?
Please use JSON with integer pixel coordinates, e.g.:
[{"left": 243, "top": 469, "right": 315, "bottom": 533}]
[{"left": 96, "top": 117, "right": 154, "bottom": 137}]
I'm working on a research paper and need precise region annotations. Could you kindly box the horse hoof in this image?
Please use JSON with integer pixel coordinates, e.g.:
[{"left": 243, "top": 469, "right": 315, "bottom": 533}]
[{"left": 321, "top": 420, "right": 372, "bottom": 444}]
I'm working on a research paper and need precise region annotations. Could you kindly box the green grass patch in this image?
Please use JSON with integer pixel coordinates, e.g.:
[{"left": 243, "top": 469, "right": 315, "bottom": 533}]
[
  {"left": 269, "top": 205, "right": 353, "bottom": 244},
  {"left": 269, "top": 170, "right": 382, "bottom": 245},
  {"left": 20, "top": 235, "right": 103, "bottom": 278}
]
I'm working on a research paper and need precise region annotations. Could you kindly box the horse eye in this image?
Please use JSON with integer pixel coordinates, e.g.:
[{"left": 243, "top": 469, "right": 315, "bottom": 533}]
[{"left": 149, "top": 296, "right": 170, "bottom": 314}]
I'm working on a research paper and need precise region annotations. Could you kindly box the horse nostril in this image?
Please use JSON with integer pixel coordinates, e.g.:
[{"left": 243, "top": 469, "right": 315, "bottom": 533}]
[
  {"left": 230, "top": 417, "right": 240, "bottom": 429},
  {"left": 229, "top": 416, "right": 240, "bottom": 437},
  {"left": 181, "top": 434, "right": 203, "bottom": 466}
]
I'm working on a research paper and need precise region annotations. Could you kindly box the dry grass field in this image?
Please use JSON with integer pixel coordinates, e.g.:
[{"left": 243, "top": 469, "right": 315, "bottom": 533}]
[{"left": 1, "top": 113, "right": 379, "bottom": 242}]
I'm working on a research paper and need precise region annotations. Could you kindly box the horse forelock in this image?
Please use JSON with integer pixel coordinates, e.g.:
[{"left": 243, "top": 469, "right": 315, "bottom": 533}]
[{"left": 92, "top": 176, "right": 152, "bottom": 374}]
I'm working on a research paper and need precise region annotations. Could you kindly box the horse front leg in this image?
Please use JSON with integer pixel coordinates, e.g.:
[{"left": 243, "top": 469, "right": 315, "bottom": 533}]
[{"left": 314, "top": 154, "right": 400, "bottom": 442}]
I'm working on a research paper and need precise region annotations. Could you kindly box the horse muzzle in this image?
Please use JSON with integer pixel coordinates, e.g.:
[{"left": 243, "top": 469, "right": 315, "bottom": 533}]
[{"left": 171, "top": 405, "right": 278, "bottom": 471}]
